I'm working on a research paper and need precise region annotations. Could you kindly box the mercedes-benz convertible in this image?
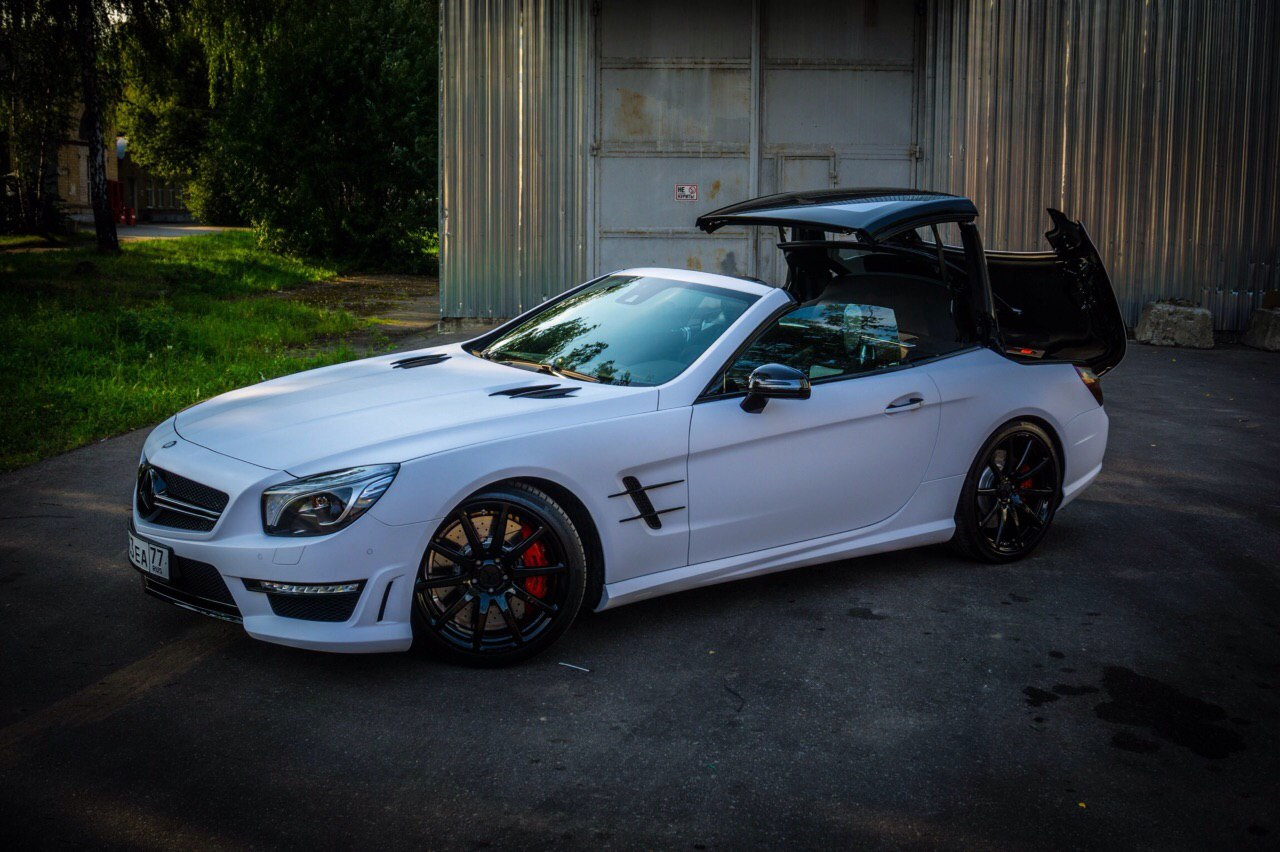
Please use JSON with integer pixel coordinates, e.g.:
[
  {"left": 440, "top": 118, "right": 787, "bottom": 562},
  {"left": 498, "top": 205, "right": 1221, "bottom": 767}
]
[{"left": 127, "top": 189, "right": 1126, "bottom": 665}]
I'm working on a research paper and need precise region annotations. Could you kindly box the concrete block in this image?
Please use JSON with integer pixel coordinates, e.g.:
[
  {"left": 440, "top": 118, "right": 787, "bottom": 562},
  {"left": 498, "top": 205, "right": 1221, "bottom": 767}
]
[
  {"left": 1134, "top": 301, "right": 1214, "bottom": 348},
  {"left": 1243, "top": 307, "right": 1280, "bottom": 351}
]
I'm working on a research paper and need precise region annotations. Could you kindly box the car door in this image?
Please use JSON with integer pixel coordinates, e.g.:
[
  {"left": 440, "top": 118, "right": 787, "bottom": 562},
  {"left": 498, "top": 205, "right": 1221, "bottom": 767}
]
[{"left": 686, "top": 298, "right": 944, "bottom": 565}]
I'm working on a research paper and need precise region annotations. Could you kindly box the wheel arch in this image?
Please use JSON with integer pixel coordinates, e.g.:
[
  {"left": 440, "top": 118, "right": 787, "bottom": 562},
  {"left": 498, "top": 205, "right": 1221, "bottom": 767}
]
[
  {"left": 464, "top": 475, "right": 606, "bottom": 612},
  {"left": 954, "top": 411, "right": 1068, "bottom": 489},
  {"left": 1000, "top": 414, "right": 1067, "bottom": 486},
  {"left": 950, "top": 413, "right": 1067, "bottom": 563}
]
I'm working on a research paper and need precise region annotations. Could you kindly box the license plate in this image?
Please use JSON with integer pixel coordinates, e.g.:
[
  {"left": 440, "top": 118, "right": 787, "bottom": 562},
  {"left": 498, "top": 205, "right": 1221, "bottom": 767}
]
[{"left": 128, "top": 530, "right": 171, "bottom": 580}]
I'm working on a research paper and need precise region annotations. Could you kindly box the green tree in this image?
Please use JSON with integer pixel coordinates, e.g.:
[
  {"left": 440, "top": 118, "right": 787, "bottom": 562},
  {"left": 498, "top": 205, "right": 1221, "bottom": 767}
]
[
  {"left": 219, "top": 0, "right": 439, "bottom": 268},
  {"left": 120, "top": 0, "right": 440, "bottom": 268},
  {"left": 71, "top": 0, "right": 118, "bottom": 251},
  {"left": 115, "top": 0, "right": 240, "bottom": 223},
  {"left": 0, "top": 0, "right": 79, "bottom": 234},
  {"left": 1, "top": 0, "right": 146, "bottom": 248}
]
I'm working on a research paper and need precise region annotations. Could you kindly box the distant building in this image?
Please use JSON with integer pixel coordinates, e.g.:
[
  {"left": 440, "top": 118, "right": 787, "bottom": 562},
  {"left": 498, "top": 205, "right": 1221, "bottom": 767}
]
[
  {"left": 56, "top": 105, "right": 118, "bottom": 220},
  {"left": 56, "top": 106, "right": 190, "bottom": 224},
  {"left": 115, "top": 138, "right": 192, "bottom": 223}
]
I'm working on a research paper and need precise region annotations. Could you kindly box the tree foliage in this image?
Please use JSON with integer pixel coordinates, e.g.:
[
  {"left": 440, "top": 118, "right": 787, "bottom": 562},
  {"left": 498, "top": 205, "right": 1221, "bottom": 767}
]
[
  {"left": 116, "top": 13, "right": 206, "bottom": 182},
  {"left": 117, "top": 3, "right": 240, "bottom": 222},
  {"left": 72, "top": 0, "right": 120, "bottom": 251},
  {"left": 121, "top": 0, "right": 440, "bottom": 269},
  {"left": 4, "top": 0, "right": 439, "bottom": 265},
  {"left": 2, "top": 0, "right": 151, "bottom": 245},
  {"left": 0, "top": 0, "right": 80, "bottom": 233}
]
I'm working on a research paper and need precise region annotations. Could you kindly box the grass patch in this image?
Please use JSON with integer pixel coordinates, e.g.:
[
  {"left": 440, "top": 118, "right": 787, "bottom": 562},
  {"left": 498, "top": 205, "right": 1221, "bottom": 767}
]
[
  {"left": 0, "top": 231, "right": 92, "bottom": 250},
  {"left": 0, "top": 232, "right": 363, "bottom": 471}
]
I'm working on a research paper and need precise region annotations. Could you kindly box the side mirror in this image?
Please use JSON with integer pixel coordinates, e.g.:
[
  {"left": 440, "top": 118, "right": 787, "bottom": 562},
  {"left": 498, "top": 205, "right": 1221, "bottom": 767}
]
[{"left": 741, "top": 363, "right": 811, "bottom": 413}]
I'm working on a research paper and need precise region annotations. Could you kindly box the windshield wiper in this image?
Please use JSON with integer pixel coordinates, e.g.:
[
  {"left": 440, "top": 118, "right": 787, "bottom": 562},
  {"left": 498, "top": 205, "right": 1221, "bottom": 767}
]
[
  {"left": 544, "top": 364, "right": 600, "bottom": 383},
  {"left": 485, "top": 353, "right": 600, "bottom": 383},
  {"left": 488, "top": 355, "right": 547, "bottom": 375}
]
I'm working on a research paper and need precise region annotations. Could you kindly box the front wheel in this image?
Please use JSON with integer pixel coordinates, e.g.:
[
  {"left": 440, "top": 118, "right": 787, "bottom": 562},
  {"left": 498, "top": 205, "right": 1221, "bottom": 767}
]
[
  {"left": 411, "top": 483, "right": 587, "bottom": 666},
  {"left": 951, "top": 421, "right": 1062, "bottom": 563}
]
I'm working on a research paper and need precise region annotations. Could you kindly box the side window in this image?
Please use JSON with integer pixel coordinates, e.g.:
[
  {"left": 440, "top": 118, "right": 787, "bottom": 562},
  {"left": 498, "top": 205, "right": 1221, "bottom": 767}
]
[
  {"left": 723, "top": 303, "right": 908, "bottom": 391},
  {"left": 721, "top": 265, "right": 971, "bottom": 393}
]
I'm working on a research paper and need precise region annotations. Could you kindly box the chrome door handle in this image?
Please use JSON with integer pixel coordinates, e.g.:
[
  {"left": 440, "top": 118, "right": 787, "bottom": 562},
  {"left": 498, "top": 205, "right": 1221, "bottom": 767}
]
[{"left": 885, "top": 396, "right": 924, "bottom": 413}]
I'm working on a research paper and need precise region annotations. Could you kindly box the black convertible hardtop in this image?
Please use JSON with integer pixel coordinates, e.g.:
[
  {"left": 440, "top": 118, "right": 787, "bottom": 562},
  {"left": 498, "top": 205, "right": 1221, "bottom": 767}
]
[
  {"left": 696, "top": 188, "right": 979, "bottom": 242},
  {"left": 697, "top": 187, "right": 1126, "bottom": 376}
]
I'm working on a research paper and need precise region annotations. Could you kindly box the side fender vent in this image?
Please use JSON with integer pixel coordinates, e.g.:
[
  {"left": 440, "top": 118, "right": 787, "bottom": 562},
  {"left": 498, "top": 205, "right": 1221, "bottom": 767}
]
[
  {"left": 392, "top": 353, "right": 450, "bottom": 369},
  {"left": 490, "top": 384, "right": 580, "bottom": 399},
  {"left": 609, "top": 475, "right": 685, "bottom": 529}
]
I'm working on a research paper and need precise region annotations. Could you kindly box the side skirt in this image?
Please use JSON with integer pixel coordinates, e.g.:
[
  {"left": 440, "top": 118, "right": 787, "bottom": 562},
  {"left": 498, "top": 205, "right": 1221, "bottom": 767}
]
[{"left": 596, "top": 475, "right": 964, "bottom": 611}]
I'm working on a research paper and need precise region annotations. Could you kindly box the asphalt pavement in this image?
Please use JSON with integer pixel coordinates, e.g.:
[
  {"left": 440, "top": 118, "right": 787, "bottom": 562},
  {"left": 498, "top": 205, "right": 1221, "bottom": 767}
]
[
  {"left": 1, "top": 343, "right": 1277, "bottom": 850},
  {"left": 76, "top": 222, "right": 236, "bottom": 240}
]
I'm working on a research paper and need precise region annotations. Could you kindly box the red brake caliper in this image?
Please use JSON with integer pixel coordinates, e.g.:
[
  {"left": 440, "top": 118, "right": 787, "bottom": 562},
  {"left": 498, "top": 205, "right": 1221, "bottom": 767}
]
[{"left": 519, "top": 523, "right": 550, "bottom": 598}]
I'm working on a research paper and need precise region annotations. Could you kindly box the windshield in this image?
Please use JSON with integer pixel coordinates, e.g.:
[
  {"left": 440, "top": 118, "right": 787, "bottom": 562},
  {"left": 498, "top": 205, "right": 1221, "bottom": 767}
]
[{"left": 479, "top": 275, "right": 758, "bottom": 386}]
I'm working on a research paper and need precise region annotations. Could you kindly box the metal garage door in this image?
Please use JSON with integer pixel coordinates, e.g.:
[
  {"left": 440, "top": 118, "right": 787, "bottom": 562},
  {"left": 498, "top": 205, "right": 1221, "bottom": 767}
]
[{"left": 593, "top": 0, "right": 919, "bottom": 284}]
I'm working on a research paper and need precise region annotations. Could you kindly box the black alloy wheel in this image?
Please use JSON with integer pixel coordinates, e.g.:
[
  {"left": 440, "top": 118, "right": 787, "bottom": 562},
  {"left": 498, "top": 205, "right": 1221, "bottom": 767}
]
[
  {"left": 951, "top": 421, "right": 1062, "bottom": 563},
  {"left": 411, "top": 482, "right": 587, "bottom": 666}
]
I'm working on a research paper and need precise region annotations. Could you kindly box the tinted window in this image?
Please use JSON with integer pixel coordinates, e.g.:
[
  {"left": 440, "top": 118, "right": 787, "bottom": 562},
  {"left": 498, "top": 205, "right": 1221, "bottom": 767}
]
[
  {"left": 721, "top": 267, "right": 969, "bottom": 392},
  {"left": 482, "top": 275, "right": 757, "bottom": 386}
]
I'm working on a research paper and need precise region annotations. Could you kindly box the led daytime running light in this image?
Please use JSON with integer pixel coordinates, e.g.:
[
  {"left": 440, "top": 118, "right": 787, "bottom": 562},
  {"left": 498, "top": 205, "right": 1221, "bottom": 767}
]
[{"left": 256, "top": 580, "right": 361, "bottom": 595}]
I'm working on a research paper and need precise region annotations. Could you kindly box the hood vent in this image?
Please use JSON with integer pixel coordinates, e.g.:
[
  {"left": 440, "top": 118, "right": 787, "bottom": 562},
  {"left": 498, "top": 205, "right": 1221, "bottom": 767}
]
[
  {"left": 391, "top": 353, "right": 450, "bottom": 369},
  {"left": 490, "top": 384, "right": 580, "bottom": 399}
]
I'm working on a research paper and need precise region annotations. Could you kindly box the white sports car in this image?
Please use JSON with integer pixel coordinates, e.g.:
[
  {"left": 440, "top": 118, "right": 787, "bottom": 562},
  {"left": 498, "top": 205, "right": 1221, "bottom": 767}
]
[{"left": 128, "top": 189, "right": 1126, "bottom": 665}]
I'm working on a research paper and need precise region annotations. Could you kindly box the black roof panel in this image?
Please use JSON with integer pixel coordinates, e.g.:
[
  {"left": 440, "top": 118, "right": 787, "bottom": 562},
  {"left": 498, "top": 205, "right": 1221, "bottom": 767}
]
[{"left": 696, "top": 188, "right": 978, "bottom": 241}]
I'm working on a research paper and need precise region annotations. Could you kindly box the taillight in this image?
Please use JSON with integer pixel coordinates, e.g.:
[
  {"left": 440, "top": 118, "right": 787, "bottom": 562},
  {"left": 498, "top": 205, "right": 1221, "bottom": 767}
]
[{"left": 1075, "top": 365, "right": 1103, "bottom": 406}]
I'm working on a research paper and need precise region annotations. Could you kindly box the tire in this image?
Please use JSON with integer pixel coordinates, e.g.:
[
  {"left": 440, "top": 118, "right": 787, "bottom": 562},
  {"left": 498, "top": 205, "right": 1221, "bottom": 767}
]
[
  {"left": 950, "top": 420, "right": 1063, "bottom": 563},
  {"left": 411, "top": 482, "right": 588, "bottom": 667}
]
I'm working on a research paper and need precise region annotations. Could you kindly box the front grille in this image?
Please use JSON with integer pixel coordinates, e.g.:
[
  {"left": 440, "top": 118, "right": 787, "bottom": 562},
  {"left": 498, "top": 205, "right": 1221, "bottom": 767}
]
[
  {"left": 265, "top": 591, "right": 362, "bottom": 622},
  {"left": 159, "top": 469, "right": 229, "bottom": 513},
  {"left": 137, "top": 464, "right": 229, "bottom": 532},
  {"left": 151, "top": 508, "right": 218, "bottom": 531}
]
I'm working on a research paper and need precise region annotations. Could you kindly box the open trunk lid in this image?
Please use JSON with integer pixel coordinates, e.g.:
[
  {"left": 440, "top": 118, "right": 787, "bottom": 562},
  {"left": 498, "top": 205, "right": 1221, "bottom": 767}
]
[{"left": 986, "top": 209, "right": 1127, "bottom": 376}]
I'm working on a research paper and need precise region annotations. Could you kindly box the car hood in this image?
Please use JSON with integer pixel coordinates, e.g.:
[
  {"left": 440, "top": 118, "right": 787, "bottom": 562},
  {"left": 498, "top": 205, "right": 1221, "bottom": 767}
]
[{"left": 173, "top": 345, "right": 658, "bottom": 472}]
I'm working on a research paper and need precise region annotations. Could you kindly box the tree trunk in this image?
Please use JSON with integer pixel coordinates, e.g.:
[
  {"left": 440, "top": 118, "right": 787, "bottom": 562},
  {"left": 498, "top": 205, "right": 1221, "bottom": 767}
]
[{"left": 74, "top": 0, "right": 118, "bottom": 253}]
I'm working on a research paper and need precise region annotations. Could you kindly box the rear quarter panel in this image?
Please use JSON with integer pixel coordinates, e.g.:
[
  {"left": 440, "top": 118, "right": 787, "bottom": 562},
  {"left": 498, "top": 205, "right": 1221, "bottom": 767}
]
[{"left": 924, "top": 348, "right": 1107, "bottom": 493}]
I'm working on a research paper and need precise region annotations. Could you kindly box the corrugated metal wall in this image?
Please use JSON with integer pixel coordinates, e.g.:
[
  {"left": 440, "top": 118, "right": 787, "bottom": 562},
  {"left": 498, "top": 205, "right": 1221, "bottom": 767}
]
[
  {"left": 439, "top": 0, "right": 591, "bottom": 320},
  {"left": 442, "top": 1, "right": 1280, "bottom": 329},
  {"left": 920, "top": 0, "right": 1280, "bottom": 330},
  {"left": 588, "top": 0, "right": 918, "bottom": 284}
]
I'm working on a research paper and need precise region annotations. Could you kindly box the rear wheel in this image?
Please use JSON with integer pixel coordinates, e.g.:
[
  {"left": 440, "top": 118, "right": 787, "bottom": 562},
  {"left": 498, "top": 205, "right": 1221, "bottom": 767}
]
[
  {"left": 411, "top": 483, "right": 587, "bottom": 666},
  {"left": 951, "top": 421, "right": 1062, "bottom": 563}
]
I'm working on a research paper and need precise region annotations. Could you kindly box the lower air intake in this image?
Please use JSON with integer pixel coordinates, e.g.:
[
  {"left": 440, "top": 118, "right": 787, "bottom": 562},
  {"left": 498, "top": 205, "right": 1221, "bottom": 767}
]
[{"left": 265, "top": 591, "right": 362, "bottom": 622}]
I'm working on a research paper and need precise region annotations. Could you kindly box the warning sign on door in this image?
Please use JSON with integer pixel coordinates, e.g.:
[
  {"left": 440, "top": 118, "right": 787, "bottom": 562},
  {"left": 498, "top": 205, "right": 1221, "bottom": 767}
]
[{"left": 675, "top": 184, "right": 698, "bottom": 201}]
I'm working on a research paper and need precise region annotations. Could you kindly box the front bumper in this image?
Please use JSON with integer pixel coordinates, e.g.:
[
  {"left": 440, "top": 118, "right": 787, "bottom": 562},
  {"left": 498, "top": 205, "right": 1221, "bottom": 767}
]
[
  {"left": 129, "top": 427, "right": 436, "bottom": 653},
  {"left": 131, "top": 515, "right": 434, "bottom": 653},
  {"left": 132, "top": 546, "right": 244, "bottom": 623}
]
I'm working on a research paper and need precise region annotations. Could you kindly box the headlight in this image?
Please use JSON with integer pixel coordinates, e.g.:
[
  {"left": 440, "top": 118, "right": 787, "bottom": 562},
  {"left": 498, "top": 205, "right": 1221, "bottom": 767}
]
[{"left": 261, "top": 465, "right": 399, "bottom": 536}]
